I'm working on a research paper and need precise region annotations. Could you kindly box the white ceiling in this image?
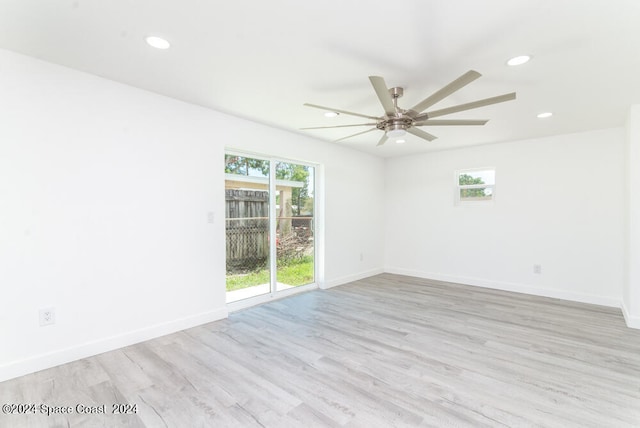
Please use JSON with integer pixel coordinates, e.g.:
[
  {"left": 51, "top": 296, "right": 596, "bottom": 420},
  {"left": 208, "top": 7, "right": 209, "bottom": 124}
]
[{"left": 1, "top": 0, "right": 640, "bottom": 157}]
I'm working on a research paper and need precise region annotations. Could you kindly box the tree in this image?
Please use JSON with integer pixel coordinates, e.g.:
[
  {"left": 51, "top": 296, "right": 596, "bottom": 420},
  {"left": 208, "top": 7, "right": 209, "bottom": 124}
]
[
  {"left": 277, "top": 163, "right": 310, "bottom": 215},
  {"left": 458, "top": 173, "right": 487, "bottom": 198},
  {"left": 224, "top": 155, "right": 269, "bottom": 176}
]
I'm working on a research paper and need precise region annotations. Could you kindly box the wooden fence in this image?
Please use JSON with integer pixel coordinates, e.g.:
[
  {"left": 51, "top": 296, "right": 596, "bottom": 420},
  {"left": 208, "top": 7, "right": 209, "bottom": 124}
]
[
  {"left": 225, "top": 189, "right": 314, "bottom": 272},
  {"left": 226, "top": 189, "right": 269, "bottom": 271}
]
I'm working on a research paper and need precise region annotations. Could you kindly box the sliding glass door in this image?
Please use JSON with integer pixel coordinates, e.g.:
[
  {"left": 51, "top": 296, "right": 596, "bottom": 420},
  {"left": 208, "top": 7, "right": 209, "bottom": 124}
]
[
  {"left": 275, "top": 161, "right": 314, "bottom": 291},
  {"left": 225, "top": 153, "right": 315, "bottom": 303},
  {"left": 225, "top": 155, "right": 271, "bottom": 302}
]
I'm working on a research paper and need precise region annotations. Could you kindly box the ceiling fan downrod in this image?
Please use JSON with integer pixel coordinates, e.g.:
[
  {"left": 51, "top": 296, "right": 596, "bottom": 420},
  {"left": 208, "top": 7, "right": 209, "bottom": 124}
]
[{"left": 389, "top": 87, "right": 403, "bottom": 115}]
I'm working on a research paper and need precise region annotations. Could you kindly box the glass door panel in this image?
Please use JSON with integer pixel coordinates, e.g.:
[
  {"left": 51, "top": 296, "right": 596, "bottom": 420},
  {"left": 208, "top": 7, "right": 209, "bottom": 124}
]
[
  {"left": 225, "top": 154, "right": 271, "bottom": 303},
  {"left": 275, "top": 162, "right": 315, "bottom": 290}
]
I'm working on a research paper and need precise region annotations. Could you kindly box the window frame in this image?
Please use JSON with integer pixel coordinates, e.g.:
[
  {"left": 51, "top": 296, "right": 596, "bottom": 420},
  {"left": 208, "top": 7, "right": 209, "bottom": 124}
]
[{"left": 454, "top": 167, "right": 496, "bottom": 205}]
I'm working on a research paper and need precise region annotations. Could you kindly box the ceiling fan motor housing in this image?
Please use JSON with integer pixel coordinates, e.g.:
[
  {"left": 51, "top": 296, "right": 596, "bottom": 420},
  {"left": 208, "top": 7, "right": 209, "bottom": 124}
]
[{"left": 382, "top": 118, "right": 412, "bottom": 132}]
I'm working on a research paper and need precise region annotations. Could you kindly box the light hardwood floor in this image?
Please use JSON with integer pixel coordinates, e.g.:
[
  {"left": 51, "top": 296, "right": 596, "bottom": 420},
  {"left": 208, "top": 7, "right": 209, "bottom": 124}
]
[{"left": 2, "top": 273, "right": 640, "bottom": 427}]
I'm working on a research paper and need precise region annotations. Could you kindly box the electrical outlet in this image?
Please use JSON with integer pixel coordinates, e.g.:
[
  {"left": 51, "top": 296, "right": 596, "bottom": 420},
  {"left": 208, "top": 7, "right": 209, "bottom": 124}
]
[
  {"left": 533, "top": 264, "right": 542, "bottom": 274},
  {"left": 207, "top": 211, "right": 215, "bottom": 224},
  {"left": 39, "top": 307, "right": 56, "bottom": 326},
  {"left": 360, "top": 252, "right": 364, "bottom": 262}
]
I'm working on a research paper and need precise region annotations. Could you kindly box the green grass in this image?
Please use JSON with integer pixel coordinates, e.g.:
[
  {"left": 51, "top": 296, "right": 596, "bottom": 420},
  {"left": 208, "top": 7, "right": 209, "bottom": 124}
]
[
  {"left": 226, "top": 257, "right": 314, "bottom": 292},
  {"left": 276, "top": 259, "right": 315, "bottom": 286},
  {"left": 226, "top": 269, "right": 270, "bottom": 292}
]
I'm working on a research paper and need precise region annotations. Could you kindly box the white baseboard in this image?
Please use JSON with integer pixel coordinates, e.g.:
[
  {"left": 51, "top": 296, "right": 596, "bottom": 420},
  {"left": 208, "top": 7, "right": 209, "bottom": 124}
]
[
  {"left": 321, "top": 268, "right": 384, "bottom": 290},
  {"left": 384, "top": 267, "right": 621, "bottom": 308},
  {"left": 0, "top": 307, "right": 228, "bottom": 383},
  {"left": 621, "top": 302, "right": 640, "bottom": 329}
]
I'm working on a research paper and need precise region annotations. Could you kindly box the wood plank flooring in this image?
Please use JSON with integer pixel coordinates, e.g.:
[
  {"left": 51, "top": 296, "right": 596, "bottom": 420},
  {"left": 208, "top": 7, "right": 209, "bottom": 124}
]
[{"left": 2, "top": 273, "right": 640, "bottom": 427}]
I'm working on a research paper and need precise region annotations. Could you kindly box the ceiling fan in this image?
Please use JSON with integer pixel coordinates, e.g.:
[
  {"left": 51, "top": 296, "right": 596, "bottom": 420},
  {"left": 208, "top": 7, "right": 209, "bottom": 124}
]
[{"left": 301, "top": 70, "right": 516, "bottom": 146}]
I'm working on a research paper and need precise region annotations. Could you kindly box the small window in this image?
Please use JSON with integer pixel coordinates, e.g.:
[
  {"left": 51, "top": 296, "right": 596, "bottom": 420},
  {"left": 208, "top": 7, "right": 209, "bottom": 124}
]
[{"left": 455, "top": 169, "right": 495, "bottom": 204}]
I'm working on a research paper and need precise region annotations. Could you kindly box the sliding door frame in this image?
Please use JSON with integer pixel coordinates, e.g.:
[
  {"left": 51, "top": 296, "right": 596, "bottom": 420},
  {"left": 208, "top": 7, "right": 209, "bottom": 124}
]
[{"left": 225, "top": 149, "right": 323, "bottom": 311}]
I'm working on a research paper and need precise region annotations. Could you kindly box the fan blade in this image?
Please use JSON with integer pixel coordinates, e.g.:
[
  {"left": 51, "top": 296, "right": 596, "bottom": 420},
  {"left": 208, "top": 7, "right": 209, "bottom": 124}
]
[
  {"left": 300, "top": 123, "right": 378, "bottom": 130},
  {"left": 333, "top": 128, "right": 378, "bottom": 143},
  {"left": 409, "top": 70, "right": 481, "bottom": 114},
  {"left": 414, "top": 119, "right": 489, "bottom": 126},
  {"left": 304, "top": 103, "right": 379, "bottom": 120},
  {"left": 377, "top": 133, "right": 389, "bottom": 146},
  {"left": 407, "top": 127, "right": 438, "bottom": 142},
  {"left": 369, "top": 76, "right": 396, "bottom": 116},
  {"left": 423, "top": 93, "right": 516, "bottom": 119}
]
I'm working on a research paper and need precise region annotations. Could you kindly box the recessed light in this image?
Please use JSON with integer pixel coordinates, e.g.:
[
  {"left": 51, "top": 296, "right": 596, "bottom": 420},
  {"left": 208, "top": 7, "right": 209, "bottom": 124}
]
[
  {"left": 507, "top": 55, "right": 531, "bottom": 66},
  {"left": 395, "top": 139, "right": 406, "bottom": 144},
  {"left": 537, "top": 112, "right": 553, "bottom": 118},
  {"left": 145, "top": 36, "right": 171, "bottom": 50},
  {"left": 324, "top": 111, "right": 339, "bottom": 118}
]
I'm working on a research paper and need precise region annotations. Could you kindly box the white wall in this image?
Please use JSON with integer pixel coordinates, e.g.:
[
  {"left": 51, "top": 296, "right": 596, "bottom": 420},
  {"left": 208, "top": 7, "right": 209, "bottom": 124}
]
[
  {"left": 0, "top": 49, "right": 385, "bottom": 381},
  {"left": 384, "top": 128, "right": 626, "bottom": 307},
  {"left": 624, "top": 105, "right": 640, "bottom": 327}
]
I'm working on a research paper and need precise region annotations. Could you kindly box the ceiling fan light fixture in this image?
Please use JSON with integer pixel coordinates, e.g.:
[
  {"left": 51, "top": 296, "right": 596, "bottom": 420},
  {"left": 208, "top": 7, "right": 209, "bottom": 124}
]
[
  {"left": 386, "top": 129, "right": 406, "bottom": 138},
  {"left": 507, "top": 55, "right": 531, "bottom": 66},
  {"left": 324, "top": 111, "right": 339, "bottom": 118},
  {"left": 386, "top": 125, "right": 407, "bottom": 138},
  {"left": 395, "top": 139, "right": 406, "bottom": 144},
  {"left": 537, "top": 112, "right": 553, "bottom": 118},
  {"left": 145, "top": 36, "right": 171, "bottom": 49}
]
